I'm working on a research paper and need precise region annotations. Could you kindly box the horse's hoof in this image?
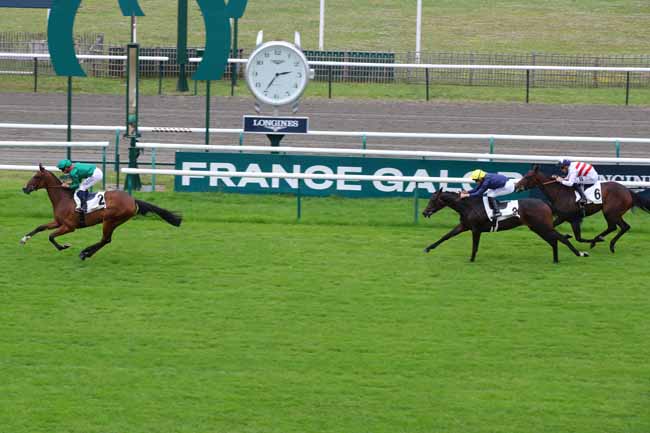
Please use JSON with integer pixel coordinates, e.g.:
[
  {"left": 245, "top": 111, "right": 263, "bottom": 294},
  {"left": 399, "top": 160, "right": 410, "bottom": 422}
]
[
  {"left": 20, "top": 236, "right": 30, "bottom": 245},
  {"left": 423, "top": 248, "right": 429, "bottom": 253},
  {"left": 79, "top": 251, "right": 89, "bottom": 260},
  {"left": 61, "top": 244, "right": 71, "bottom": 250},
  {"left": 579, "top": 251, "right": 590, "bottom": 257},
  {"left": 609, "top": 245, "right": 616, "bottom": 254}
]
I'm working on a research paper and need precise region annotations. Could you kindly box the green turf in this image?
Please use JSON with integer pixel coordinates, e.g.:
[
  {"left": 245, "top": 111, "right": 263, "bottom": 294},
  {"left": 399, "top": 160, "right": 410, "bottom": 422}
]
[
  {"left": 6, "top": 74, "right": 650, "bottom": 106},
  {"left": 2, "top": 0, "right": 650, "bottom": 54},
  {"left": 1, "top": 173, "right": 649, "bottom": 433},
  {"left": 3, "top": 1, "right": 650, "bottom": 104}
]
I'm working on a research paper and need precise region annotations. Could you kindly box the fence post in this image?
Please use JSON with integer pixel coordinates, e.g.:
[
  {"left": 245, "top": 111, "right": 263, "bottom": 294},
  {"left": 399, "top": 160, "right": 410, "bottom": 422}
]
[
  {"left": 328, "top": 65, "right": 333, "bottom": 99},
  {"left": 151, "top": 147, "right": 157, "bottom": 192},
  {"left": 615, "top": 140, "right": 621, "bottom": 159},
  {"left": 101, "top": 145, "right": 106, "bottom": 190},
  {"left": 205, "top": 80, "right": 211, "bottom": 145},
  {"left": 114, "top": 130, "right": 121, "bottom": 188},
  {"left": 33, "top": 57, "right": 38, "bottom": 93},
  {"left": 525, "top": 69, "right": 530, "bottom": 103},
  {"left": 362, "top": 134, "right": 367, "bottom": 156},
  {"left": 66, "top": 76, "right": 72, "bottom": 160},
  {"left": 158, "top": 60, "right": 163, "bottom": 95},
  {"left": 413, "top": 184, "right": 419, "bottom": 224},
  {"left": 425, "top": 68, "right": 430, "bottom": 101},
  {"left": 489, "top": 136, "right": 495, "bottom": 157},
  {"left": 625, "top": 71, "right": 630, "bottom": 106},
  {"left": 296, "top": 179, "right": 302, "bottom": 220}
]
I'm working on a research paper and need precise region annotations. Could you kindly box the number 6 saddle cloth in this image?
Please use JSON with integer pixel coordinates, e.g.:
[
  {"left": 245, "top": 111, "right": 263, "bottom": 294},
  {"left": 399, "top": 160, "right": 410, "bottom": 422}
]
[
  {"left": 74, "top": 191, "right": 107, "bottom": 214},
  {"left": 573, "top": 182, "right": 603, "bottom": 205}
]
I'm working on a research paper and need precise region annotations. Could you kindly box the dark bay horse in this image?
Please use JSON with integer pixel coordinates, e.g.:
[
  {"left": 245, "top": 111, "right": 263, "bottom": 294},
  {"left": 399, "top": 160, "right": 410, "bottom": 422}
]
[
  {"left": 21, "top": 165, "right": 182, "bottom": 260},
  {"left": 515, "top": 165, "right": 650, "bottom": 252},
  {"left": 422, "top": 190, "right": 589, "bottom": 263}
]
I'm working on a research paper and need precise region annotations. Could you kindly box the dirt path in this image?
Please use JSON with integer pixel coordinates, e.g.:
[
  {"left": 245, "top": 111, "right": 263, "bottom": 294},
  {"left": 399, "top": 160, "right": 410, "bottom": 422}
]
[{"left": 1, "top": 92, "right": 649, "bottom": 164}]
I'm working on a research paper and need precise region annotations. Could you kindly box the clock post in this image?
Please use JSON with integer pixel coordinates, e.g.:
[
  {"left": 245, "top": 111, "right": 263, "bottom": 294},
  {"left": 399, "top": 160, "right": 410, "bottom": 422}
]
[{"left": 244, "top": 31, "right": 314, "bottom": 147}]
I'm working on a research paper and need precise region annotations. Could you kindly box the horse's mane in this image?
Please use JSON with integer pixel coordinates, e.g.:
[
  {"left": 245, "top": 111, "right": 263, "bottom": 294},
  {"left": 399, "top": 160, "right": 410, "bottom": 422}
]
[{"left": 41, "top": 168, "right": 74, "bottom": 196}]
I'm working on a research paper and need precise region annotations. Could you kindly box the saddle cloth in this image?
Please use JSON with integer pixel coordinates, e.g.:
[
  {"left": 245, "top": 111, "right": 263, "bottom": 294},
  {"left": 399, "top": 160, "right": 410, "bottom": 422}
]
[
  {"left": 482, "top": 197, "right": 521, "bottom": 222},
  {"left": 573, "top": 182, "right": 603, "bottom": 205},
  {"left": 74, "top": 191, "right": 107, "bottom": 214}
]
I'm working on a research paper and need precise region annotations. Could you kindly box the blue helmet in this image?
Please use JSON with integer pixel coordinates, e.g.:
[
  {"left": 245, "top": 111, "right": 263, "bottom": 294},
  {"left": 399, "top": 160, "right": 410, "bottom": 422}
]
[{"left": 557, "top": 158, "right": 571, "bottom": 167}]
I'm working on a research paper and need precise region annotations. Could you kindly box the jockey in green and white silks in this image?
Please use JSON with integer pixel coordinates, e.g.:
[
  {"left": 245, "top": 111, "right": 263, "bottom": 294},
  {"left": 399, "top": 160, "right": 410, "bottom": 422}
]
[{"left": 56, "top": 159, "right": 103, "bottom": 213}]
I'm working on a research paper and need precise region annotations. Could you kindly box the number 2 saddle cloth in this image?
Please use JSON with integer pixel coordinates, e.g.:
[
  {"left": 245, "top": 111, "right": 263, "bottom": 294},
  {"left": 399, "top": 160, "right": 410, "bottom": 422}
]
[{"left": 73, "top": 191, "right": 107, "bottom": 214}]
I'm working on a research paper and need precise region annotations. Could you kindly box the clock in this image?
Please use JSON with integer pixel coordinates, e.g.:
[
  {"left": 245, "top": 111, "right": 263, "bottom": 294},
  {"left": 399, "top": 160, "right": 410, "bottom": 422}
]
[{"left": 245, "top": 40, "right": 311, "bottom": 107}]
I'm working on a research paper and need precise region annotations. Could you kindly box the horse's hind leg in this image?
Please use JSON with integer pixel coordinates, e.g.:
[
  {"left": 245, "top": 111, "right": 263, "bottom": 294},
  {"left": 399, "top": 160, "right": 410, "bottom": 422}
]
[
  {"left": 470, "top": 229, "right": 481, "bottom": 262},
  {"left": 21, "top": 220, "right": 60, "bottom": 244},
  {"left": 79, "top": 218, "right": 127, "bottom": 260},
  {"left": 528, "top": 228, "right": 560, "bottom": 263},
  {"left": 553, "top": 230, "right": 589, "bottom": 258},
  {"left": 608, "top": 218, "right": 630, "bottom": 254},
  {"left": 424, "top": 223, "right": 467, "bottom": 253},
  {"left": 568, "top": 219, "right": 600, "bottom": 245}
]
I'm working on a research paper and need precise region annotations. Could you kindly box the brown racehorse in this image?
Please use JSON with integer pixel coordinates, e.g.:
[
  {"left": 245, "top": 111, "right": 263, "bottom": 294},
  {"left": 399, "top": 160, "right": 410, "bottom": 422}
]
[
  {"left": 422, "top": 190, "right": 589, "bottom": 263},
  {"left": 515, "top": 165, "right": 650, "bottom": 253},
  {"left": 21, "top": 164, "right": 182, "bottom": 260}
]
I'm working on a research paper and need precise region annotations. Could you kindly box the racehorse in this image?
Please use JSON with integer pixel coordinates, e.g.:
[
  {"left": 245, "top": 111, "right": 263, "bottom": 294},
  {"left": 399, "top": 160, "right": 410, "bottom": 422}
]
[
  {"left": 515, "top": 165, "right": 650, "bottom": 253},
  {"left": 21, "top": 164, "right": 182, "bottom": 260},
  {"left": 422, "top": 190, "right": 589, "bottom": 263}
]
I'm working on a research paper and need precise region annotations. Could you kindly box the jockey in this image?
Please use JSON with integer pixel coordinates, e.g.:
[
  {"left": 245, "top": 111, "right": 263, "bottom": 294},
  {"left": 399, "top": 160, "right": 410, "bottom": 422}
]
[
  {"left": 56, "top": 159, "right": 103, "bottom": 213},
  {"left": 460, "top": 169, "right": 514, "bottom": 219},
  {"left": 554, "top": 158, "right": 599, "bottom": 207}
]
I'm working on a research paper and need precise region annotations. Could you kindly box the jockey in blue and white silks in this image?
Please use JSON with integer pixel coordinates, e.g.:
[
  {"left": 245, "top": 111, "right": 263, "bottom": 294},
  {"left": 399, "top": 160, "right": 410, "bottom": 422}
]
[{"left": 460, "top": 169, "right": 515, "bottom": 218}]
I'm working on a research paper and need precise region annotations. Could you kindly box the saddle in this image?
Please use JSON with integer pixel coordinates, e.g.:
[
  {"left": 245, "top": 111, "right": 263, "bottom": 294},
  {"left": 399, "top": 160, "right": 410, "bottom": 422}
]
[
  {"left": 573, "top": 182, "right": 603, "bottom": 205},
  {"left": 482, "top": 198, "right": 521, "bottom": 231},
  {"left": 74, "top": 191, "right": 107, "bottom": 214}
]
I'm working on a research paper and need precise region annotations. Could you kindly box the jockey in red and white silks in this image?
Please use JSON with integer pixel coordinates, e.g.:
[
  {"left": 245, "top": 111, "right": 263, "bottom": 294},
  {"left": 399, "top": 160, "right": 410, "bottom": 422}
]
[
  {"left": 558, "top": 160, "right": 599, "bottom": 187},
  {"left": 554, "top": 158, "right": 599, "bottom": 206}
]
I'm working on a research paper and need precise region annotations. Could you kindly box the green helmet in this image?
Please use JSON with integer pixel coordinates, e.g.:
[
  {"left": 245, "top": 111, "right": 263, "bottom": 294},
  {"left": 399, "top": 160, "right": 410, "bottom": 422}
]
[{"left": 57, "top": 159, "right": 72, "bottom": 170}]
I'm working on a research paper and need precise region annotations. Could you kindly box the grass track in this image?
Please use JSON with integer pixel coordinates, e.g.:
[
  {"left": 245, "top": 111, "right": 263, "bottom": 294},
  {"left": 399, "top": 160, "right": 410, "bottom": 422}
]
[
  {"left": 1, "top": 174, "right": 649, "bottom": 433},
  {"left": 2, "top": 0, "right": 650, "bottom": 54}
]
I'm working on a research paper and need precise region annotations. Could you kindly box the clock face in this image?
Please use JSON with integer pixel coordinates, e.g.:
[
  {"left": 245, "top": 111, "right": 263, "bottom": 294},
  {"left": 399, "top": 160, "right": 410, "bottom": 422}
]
[{"left": 245, "top": 41, "right": 310, "bottom": 106}]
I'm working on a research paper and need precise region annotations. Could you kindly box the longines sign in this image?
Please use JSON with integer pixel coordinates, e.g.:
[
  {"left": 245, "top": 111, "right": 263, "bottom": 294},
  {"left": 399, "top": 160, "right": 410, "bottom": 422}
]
[{"left": 243, "top": 116, "right": 309, "bottom": 134}]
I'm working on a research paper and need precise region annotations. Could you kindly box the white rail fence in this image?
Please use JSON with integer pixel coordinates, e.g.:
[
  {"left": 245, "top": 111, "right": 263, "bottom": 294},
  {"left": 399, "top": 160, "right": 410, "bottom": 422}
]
[
  {"left": 3, "top": 51, "right": 650, "bottom": 101},
  {"left": 0, "top": 140, "right": 109, "bottom": 188},
  {"left": 136, "top": 142, "right": 650, "bottom": 165},
  {"left": 1, "top": 122, "right": 649, "bottom": 156}
]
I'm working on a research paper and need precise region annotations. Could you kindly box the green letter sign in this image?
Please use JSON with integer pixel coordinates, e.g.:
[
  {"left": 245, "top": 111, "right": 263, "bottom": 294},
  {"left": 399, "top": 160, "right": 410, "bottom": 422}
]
[{"left": 47, "top": 0, "right": 247, "bottom": 79}]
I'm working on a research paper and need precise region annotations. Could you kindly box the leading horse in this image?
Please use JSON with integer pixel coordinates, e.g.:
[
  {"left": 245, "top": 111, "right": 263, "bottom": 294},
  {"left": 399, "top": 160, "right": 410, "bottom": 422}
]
[
  {"left": 21, "top": 164, "right": 182, "bottom": 260},
  {"left": 422, "top": 190, "right": 588, "bottom": 263},
  {"left": 515, "top": 165, "right": 650, "bottom": 252}
]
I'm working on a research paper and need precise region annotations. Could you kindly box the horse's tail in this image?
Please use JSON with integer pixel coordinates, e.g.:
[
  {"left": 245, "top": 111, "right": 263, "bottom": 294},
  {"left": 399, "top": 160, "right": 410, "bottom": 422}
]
[
  {"left": 135, "top": 200, "right": 182, "bottom": 227},
  {"left": 631, "top": 191, "right": 650, "bottom": 214}
]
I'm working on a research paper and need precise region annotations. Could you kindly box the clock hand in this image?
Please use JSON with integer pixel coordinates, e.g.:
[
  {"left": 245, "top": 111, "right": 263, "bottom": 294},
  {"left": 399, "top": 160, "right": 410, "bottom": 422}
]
[{"left": 265, "top": 73, "right": 280, "bottom": 91}]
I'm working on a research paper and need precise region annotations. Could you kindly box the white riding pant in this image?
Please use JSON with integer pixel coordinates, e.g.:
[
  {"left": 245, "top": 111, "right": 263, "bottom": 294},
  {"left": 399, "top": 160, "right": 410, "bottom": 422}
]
[
  {"left": 78, "top": 168, "right": 103, "bottom": 192},
  {"left": 486, "top": 179, "right": 516, "bottom": 198},
  {"left": 575, "top": 172, "right": 599, "bottom": 186}
]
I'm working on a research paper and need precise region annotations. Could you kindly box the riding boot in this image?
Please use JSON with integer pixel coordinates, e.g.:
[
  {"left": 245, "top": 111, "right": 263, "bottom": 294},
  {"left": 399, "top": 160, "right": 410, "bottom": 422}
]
[
  {"left": 574, "top": 185, "right": 587, "bottom": 215},
  {"left": 76, "top": 190, "right": 88, "bottom": 214},
  {"left": 488, "top": 196, "right": 501, "bottom": 220}
]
